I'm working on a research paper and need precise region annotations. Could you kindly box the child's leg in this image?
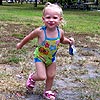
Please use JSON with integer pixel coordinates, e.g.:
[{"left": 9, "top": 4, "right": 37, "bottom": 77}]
[
  {"left": 45, "top": 62, "right": 56, "bottom": 91},
  {"left": 26, "top": 62, "right": 47, "bottom": 90},
  {"left": 33, "top": 62, "right": 47, "bottom": 81}
]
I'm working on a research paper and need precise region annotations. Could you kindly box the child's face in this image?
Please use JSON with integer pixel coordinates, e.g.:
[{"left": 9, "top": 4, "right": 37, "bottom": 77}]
[{"left": 42, "top": 7, "right": 62, "bottom": 29}]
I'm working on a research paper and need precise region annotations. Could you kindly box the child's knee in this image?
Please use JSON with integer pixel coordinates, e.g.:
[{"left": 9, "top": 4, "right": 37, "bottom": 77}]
[
  {"left": 47, "top": 73, "right": 55, "bottom": 79},
  {"left": 38, "top": 74, "right": 47, "bottom": 81}
]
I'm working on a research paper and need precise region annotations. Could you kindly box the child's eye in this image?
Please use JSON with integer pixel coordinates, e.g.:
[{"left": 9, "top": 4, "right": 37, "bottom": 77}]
[
  {"left": 53, "top": 17, "right": 58, "bottom": 19},
  {"left": 46, "top": 16, "right": 50, "bottom": 19}
]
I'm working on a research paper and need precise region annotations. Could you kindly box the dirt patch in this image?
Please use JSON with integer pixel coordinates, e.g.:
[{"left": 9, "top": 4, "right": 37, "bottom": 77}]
[{"left": 0, "top": 22, "right": 100, "bottom": 100}]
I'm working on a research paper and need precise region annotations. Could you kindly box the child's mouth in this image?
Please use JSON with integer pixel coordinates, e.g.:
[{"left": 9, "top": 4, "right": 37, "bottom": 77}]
[{"left": 48, "top": 22, "right": 55, "bottom": 26}]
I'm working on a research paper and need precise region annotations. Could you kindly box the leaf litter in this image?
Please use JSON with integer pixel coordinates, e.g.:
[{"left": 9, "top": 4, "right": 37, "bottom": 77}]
[{"left": 0, "top": 22, "right": 100, "bottom": 100}]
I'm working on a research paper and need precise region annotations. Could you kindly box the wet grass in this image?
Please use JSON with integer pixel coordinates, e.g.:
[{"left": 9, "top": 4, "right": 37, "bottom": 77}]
[
  {"left": 80, "top": 78, "right": 100, "bottom": 100},
  {"left": 12, "top": 33, "right": 25, "bottom": 39},
  {"left": 0, "top": 2, "right": 100, "bottom": 100},
  {"left": 0, "top": 2, "right": 100, "bottom": 34}
]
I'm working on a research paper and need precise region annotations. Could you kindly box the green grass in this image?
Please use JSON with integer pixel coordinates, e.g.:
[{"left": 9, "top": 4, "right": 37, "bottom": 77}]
[
  {"left": 8, "top": 56, "right": 22, "bottom": 63},
  {"left": 0, "top": 3, "right": 100, "bottom": 34},
  {"left": 63, "top": 11, "right": 100, "bottom": 34},
  {"left": 0, "top": 3, "right": 43, "bottom": 26},
  {"left": 80, "top": 78, "right": 100, "bottom": 100},
  {"left": 0, "top": 3, "right": 100, "bottom": 99},
  {"left": 12, "top": 33, "right": 25, "bottom": 39}
]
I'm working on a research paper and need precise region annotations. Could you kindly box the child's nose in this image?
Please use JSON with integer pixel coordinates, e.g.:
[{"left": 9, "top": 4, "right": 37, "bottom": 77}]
[{"left": 50, "top": 18, "right": 53, "bottom": 21}]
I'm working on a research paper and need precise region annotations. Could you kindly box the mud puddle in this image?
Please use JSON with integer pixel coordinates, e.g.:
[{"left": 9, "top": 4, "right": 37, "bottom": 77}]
[{"left": 26, "top": 47, "right": 100, "bottom": 100}]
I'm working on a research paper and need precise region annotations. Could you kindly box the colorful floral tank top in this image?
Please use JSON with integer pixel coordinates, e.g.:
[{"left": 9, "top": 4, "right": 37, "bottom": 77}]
[{"left": 34, "top": 26, "right": 60, "bottom": 66}]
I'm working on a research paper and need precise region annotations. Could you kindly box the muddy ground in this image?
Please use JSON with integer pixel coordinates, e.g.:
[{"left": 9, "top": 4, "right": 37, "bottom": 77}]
[{"left": 0, "top": 22, "right": 100, "bottom": 100}]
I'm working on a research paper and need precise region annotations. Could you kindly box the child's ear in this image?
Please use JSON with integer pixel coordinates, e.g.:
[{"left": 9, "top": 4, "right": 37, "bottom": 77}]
[
  {"left": 42, "top": 16, "right": 45, "bottom": 21},
  {"left": 60, "top": 17, "right": 63, "bottom": 21}
]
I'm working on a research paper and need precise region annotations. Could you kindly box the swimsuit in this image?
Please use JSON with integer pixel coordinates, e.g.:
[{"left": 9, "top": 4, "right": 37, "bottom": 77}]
[{"left": 34, "top": 26, "right": 60, "bottom": 66}]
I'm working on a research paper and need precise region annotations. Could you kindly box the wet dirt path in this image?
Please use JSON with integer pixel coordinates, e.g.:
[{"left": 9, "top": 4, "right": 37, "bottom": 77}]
[
  {"left": 26, "top": 46, "right": 100, "bottom": 100},
  {"left": 0, "top": 23, "right": 100, "bottom": 100}
]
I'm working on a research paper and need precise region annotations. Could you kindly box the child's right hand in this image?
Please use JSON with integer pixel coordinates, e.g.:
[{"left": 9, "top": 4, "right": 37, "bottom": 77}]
[{"left": 16, "top": 43, "right": 22, "bottom": 49}]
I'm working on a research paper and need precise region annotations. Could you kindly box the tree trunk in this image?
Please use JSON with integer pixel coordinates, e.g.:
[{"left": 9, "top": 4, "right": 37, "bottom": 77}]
[
  {"left": 34, "top": 0, "right": 37, "bottom": 7},
  {"left": 0, "top": 0, "right": 2, "bottom": 5}
]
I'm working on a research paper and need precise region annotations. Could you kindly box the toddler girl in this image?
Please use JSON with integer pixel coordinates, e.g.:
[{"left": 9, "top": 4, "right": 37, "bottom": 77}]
[{"left": 16, "top": 2, "right": 74, "bottom": 100}]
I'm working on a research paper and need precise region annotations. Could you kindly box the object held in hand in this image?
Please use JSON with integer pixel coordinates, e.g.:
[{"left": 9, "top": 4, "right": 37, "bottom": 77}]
[{"left": 69, "top": 44, "right": 76, "bottom": 55}]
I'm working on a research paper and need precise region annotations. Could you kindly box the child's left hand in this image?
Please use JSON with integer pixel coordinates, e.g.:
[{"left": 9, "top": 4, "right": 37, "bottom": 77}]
[{"left": 69, "top": 37, "right": 75, "bottom": 45}]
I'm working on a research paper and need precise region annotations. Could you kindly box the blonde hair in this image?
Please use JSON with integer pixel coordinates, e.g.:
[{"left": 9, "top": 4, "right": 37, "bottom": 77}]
[
  {"left": 43, "top": 2, "right": 63, "bottom": 16},
  {"left": 43, "top": 2, "right": 65, "bottom": 27}
]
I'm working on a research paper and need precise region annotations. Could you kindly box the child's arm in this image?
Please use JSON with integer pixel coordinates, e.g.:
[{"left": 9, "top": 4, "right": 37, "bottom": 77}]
[
  {"left": 60, "top": 30, "right": 74, "bottom": 45},
  {"left": 61, "top": 37, "right": 72, "bottom": 44},
  {"left": 16, "top": 28, "right": 39, "bottom": 49}
]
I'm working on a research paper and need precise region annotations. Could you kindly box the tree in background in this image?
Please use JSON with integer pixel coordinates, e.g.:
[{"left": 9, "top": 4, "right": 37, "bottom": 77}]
[{"left": 0, "top": 0, "right": 2, "bottom": 5}]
